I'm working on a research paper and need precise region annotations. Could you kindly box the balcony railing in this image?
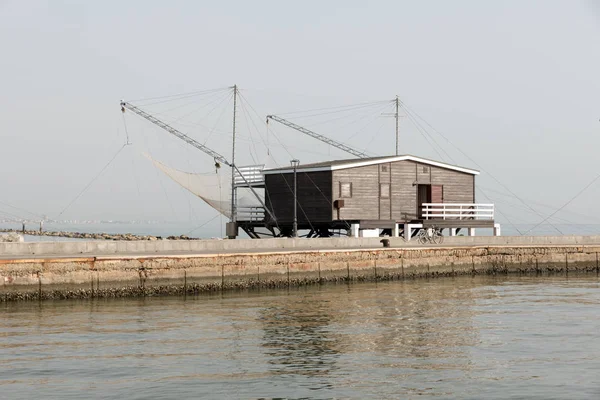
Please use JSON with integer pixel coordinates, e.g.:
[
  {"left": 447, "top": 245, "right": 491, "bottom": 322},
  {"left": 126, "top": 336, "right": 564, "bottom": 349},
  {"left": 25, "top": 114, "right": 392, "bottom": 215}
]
[
  {"left": 237, "top": 206, "right": 265, "bottom": 222},
  {"left": 422, "top": 203, "right": 494, "bottom": 220},
  {"left": 234, "top": 165, "right": 265, "bottom": 187}
]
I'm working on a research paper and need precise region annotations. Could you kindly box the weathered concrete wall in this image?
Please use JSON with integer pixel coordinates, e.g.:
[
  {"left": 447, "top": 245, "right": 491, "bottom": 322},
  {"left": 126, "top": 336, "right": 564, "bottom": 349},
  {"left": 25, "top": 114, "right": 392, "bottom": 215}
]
[
  {"left": 3, "top": 235, "right": 600, "bottom": 257},
  {"left": 0, "top": 237, "right": 384, "bottom": 256},
  {"left": 2, "top": 244, "right": 599, "bottom": 301}
]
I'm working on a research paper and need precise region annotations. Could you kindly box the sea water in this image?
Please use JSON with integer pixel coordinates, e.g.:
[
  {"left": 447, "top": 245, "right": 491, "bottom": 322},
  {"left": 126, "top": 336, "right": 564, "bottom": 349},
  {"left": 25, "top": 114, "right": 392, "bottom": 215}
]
[{"left": 2, "top": 275, "right": 600, "bottom": 399}]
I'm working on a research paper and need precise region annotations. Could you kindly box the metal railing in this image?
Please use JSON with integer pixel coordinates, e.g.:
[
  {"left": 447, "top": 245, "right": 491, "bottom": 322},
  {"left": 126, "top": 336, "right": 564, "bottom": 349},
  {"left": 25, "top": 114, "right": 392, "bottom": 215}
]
[
  {"left": 234, "top": 165, "right": 265, "bottom": 187},
  {"left": 237, "top": 206, "right": 265, "bottom": 222},
  {"left": 422, "top": 203, "right": 494, "bottom": 220}
]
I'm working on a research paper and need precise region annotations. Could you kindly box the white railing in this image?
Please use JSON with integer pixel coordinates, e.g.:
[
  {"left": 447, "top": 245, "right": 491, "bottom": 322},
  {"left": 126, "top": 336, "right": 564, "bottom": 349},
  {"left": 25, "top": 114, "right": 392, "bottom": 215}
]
[
  {"left": 234, "top": 165, "right": 265, "bottom": 187},
  {"left": 422, "top": 203, "right": 494, "bottom": 220},
  {"left": 237, "top": 206, "right": 265, "bottom": 222}
]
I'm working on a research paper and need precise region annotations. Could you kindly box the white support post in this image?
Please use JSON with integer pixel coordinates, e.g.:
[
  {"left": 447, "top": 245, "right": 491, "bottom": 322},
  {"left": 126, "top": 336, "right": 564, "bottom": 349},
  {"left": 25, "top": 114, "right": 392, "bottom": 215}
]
[
  {"left": 394, "top": 223, "right": 400, "bottom": 237},
  {"left": 450, "top": 228, "right": 457, "bottom": 237},
  {"left": 494, "top": 223, "right": 501, "bottom": 237},
  {"left": 468, "top": 228, "right": 476, "bottom": 237},
  {"left": 404, "top": 223, "right": 422, "bottom": 241},
  {"left": 350, "top": 224, "right": 360, "bottom": 238}
]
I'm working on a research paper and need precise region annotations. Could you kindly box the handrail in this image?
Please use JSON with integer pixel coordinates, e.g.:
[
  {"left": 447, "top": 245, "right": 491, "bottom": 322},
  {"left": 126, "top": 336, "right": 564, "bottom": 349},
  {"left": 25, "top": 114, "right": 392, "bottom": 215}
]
[
  {"left": 234, "top": 165, "right": 265, "bottom": 187},
  {"left": 422, "top": 203, "right": 494, "bottom": 220},
  {"left": 237, "top": 206, "right": 265, "bottom": 222}
]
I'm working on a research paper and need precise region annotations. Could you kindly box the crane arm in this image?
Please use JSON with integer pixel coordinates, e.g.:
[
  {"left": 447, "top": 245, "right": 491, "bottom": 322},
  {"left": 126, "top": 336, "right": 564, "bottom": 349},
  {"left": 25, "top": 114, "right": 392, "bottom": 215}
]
[
  {"left": 266, "top": 115, "right": 369, "bottom": 159},
  {"left": 120, "top": 100, "right": 278, "bottom": 222},
  {"left": 120, "top": 101, "right": 232, "bottom": 167}
]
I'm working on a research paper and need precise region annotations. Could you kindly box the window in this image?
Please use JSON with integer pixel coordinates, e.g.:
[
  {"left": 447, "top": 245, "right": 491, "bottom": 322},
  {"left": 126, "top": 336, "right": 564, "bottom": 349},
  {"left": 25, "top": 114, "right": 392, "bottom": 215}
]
[
  {"left": 422, "top": 166, "right": 429, "bottom": 173},
  {"left": 340, "top": 182, "right": 352, "bottom": 198},
  {"left": 380, "top": 183, "right": 390, "bottom": 198},
  {"left": 381, "top": 165, "right": 388, "bottom": 172}
]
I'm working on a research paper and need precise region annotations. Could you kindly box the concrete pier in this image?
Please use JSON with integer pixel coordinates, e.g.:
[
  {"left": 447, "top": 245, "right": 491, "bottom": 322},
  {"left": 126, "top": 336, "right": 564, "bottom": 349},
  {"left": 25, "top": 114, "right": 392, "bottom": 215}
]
[{"left": 2, "top": 236, "right": 600, "bottom": 301}]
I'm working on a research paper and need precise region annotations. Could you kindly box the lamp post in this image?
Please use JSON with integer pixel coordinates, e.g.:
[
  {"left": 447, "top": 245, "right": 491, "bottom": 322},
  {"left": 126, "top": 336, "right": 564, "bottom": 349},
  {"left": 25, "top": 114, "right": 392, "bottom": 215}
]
[{"left": 291, "top": 159, "right": 300, "bottom": 237}]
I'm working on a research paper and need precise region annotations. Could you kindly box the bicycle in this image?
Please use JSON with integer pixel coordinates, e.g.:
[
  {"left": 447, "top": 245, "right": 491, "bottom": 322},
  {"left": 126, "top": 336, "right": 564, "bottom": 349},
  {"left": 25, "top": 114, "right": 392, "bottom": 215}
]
[{"left": 416, "top": 226, "right": 443, "bottom": 245}]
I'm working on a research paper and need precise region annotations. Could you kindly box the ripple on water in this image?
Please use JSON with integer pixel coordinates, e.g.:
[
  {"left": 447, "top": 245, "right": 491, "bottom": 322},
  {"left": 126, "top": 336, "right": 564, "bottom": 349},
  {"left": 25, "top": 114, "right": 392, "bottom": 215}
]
[{"left": 1, "top": 275, "right": 600, "bottom": 399}]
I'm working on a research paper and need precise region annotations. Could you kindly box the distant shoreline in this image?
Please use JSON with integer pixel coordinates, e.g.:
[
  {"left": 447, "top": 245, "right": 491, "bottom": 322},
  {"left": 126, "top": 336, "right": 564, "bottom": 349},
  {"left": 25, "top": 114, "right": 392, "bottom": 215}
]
[{"left": 0, "top": 228, "right": 196, "bottom": 241}]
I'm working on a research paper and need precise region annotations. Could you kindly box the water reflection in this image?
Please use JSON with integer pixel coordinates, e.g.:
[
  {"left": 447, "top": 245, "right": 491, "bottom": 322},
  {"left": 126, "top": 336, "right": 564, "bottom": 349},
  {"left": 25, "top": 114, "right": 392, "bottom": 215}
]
[
  {"left": 256, "top": 279, "right": 484, "bottom": 394},
  {"left": 365, "top": 280, "right": 479, "bottom": 361},
  {"left": 260, "top": 294, "right": 340, "bottom": 387},
  {"left": 2, "top": 276, "right": 600, "bottom": 399}
]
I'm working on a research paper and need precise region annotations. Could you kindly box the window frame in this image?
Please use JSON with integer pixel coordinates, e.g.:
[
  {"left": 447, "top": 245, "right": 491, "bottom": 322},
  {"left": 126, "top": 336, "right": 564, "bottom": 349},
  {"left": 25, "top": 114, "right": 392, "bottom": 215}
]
[
  {"left": 380, "top": 183, "right": 390, "bottom": 199},
  {"left": 340, "top": 182, "right": 352, "bottom": 198}
]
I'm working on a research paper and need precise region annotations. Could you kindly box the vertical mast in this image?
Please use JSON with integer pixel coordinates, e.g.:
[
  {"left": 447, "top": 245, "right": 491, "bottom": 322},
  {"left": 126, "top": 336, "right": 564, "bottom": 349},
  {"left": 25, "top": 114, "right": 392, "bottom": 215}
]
[
  {"left": 395, "top": 95, "right": 399, "bottom": 156},
  {"left": 231, "top": 84, "right": 238, "bottom": 224}
]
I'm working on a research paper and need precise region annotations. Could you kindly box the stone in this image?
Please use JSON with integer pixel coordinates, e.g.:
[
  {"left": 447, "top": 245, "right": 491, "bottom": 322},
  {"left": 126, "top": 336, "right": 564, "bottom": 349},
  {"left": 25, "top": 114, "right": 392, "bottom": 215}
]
[{"left": 0, "top": 233, "right": 24, "bottom": 243}]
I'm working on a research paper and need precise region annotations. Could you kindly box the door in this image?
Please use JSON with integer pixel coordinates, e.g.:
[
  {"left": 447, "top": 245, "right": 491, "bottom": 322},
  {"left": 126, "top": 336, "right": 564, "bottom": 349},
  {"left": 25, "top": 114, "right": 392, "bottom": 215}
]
[
  {"left": 430, "top": 185, "right": 443, "bottom": 219},
  {"left": 431, "top": 185, "right": 443, "bottom": 204},
  {"left": 417, "top": 184, "right": 431, "bottom": 219},
  {"left": 418, "top": 184, "right": 443, "bottom": 219}
]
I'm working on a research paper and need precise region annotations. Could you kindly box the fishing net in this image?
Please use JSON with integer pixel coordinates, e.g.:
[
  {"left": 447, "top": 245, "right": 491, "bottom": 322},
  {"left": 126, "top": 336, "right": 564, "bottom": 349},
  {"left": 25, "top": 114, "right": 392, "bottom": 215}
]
[{"left": 146, "top": 155, "right": 263, "bottom": 219}]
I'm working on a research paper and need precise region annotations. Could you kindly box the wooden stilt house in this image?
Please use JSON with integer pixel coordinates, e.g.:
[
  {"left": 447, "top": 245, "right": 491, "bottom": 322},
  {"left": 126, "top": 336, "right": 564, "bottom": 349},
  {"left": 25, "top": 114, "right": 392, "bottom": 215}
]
[{"left": 261, "top": 155, "right": 495, "bottom": 237}]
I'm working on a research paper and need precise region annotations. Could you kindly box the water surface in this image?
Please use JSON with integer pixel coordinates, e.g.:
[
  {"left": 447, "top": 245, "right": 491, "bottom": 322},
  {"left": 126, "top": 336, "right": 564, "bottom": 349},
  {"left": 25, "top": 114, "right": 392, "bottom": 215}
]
[{"left": 2, "top": 276, "right": 600, "bottom": 399}]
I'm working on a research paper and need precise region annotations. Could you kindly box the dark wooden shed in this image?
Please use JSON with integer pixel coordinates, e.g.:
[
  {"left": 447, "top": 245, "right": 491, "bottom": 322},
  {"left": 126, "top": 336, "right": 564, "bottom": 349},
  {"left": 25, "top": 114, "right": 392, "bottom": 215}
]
[{"left": 262, "top": 155, "right": 487, "bottom": 235}]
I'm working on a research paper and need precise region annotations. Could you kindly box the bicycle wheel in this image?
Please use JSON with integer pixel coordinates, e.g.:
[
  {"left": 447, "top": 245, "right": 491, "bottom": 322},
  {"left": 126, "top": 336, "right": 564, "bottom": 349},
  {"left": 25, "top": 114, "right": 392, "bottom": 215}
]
[
  {"left": 417, "top": 231, "right": 427, "bottom": 244},
  {"left": 432, "top": 231, "right": 443, "bottom": 245}
]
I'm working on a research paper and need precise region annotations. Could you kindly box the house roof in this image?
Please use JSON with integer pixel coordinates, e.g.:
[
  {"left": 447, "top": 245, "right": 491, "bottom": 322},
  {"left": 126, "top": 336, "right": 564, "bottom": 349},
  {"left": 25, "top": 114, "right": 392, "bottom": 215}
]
[{"left": 262, "top": 155, "right": 480, "bottom": 175}]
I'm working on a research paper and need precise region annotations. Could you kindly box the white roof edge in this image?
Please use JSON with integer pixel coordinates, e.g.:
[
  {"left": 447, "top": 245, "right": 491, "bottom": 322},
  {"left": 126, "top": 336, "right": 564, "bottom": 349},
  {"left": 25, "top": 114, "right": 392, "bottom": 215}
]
[
  {"left": 263, "top": 155, "right": 480, "bottom": 175},
  {"left": 263, "top": 166, "right": 332, "bottom": 174}
]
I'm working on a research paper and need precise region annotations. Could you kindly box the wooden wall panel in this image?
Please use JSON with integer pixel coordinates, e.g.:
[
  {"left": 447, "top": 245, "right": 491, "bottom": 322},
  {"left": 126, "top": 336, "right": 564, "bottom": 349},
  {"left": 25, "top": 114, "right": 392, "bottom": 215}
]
[
  {"left": 265, "top": 171, "right": 332, "bottom": 224},
  {"left": 430, "top": 167, "right": 474, "bottom": 203},
  {"left": 332, "top": 165, "right": 379, "bottom": 220},
  {"left": 390, "top": 160, "right": 418, "bottom": 220},
  {"left": 379, "top": 163, "right": 391, "bottom": 219},
  {"left": 416, "top": 163, "right": 431, "bottom": 184}
]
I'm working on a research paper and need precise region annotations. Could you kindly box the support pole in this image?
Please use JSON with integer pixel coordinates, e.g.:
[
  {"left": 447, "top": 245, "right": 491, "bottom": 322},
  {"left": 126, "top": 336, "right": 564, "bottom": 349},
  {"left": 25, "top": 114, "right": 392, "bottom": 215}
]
[
  {"left": 494, "top": 223, "right": 502, "bottom": 236},
  {"left": 395, "top": 95, "right": 399, "bottom": 156},
  {"left": 229, "top": 85, "right": 238, "bottom": 239},
  {"left": 291, "top": 159, "right": 300, "bottom": 237}
]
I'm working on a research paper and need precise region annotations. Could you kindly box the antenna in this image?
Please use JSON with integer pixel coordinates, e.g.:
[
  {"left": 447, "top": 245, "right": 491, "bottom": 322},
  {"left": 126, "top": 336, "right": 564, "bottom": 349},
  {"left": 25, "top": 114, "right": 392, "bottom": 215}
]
[
  {"left": 381, "top": 96, "right": 404, "bottom": 155},
  {"left": 395, "top": 95, "right": 399, "bottom": 155}
]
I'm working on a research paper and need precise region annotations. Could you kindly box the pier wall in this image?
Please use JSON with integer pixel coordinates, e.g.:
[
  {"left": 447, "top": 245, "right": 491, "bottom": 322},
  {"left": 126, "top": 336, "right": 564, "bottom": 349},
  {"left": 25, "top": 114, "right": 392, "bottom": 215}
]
[
  {"left": 2, "top": 239, "right": 600, "bottom": 301},
  {"left": 3, "top": 235, "right": 600, "bottom": 256}
]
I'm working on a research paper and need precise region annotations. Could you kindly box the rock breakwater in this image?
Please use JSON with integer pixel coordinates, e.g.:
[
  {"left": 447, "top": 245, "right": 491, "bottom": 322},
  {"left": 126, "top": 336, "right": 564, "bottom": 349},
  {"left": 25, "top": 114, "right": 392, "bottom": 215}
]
[
  {"left": 0, "top": 233, "right": 24, "bottom": 243},
  {"left": 0, "top": 229, "right": 198, "bottom": 241}
]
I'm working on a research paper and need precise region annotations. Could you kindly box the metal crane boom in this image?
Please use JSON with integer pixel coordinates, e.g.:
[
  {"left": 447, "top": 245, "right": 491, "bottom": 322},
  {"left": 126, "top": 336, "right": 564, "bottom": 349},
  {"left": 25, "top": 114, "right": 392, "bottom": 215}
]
[
  {"left": 120, "top": 101, "right": 232, "bottom": 167},
  {"left": 120, "top": 100, "right": 277, "bottom": 224},
  {"left": 266, "top": 115, "right": 369, "bottom": 159}
]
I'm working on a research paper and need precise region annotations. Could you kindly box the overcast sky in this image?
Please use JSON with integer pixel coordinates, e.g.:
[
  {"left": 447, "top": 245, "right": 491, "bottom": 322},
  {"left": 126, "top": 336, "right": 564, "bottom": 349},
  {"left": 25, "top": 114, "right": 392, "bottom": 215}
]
[{"left": 1, "top": 0, "right": 600, "bottom": 235}]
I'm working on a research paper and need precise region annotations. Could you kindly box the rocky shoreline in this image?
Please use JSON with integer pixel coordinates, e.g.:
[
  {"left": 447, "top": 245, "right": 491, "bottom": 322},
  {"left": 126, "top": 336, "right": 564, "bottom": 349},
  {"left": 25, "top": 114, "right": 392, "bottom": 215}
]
[{"left": 0, "top": 229, "right": 198, "bottom": 241}]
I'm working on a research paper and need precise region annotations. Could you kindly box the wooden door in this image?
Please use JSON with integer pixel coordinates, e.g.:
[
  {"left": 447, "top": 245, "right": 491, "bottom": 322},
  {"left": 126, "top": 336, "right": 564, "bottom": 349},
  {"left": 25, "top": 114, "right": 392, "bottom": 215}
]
[
  {"left": 429, "top": 185, "right": 444, "bottom": 219},
  {"left": 431, "top": 185, "right": 443, "bottom": 204},
  {"left": 417, "top": 184, "right": 431, "bottom": 219}
]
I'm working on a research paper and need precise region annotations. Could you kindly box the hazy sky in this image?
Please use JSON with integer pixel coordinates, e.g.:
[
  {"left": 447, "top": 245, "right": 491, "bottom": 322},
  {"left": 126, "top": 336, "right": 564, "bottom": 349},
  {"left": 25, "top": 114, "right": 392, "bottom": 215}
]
[{"left": 1, "top": 0, "right": 600, "bottom": 235}]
